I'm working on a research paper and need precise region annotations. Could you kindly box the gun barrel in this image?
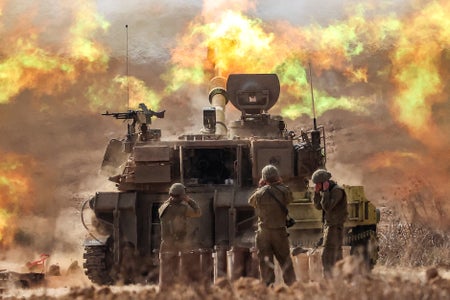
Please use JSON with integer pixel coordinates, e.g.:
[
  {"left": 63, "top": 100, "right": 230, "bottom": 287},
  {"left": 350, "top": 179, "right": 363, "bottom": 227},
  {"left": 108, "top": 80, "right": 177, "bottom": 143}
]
[
  {"left": 102, "top": 112, "right": 135, "bottom": 119},
  {"left": 102, "top": 109, "right": 164, "bottom": 121}
]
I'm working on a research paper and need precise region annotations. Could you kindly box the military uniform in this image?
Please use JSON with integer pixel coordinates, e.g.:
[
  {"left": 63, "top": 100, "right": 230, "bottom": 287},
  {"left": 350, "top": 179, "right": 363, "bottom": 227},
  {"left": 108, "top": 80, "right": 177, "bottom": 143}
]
[
  {"left": 158, "top": 183, "right": 201, "bottom": 288},
  {"left": 248, "top": 165, "right": 296, "bottom": 286},
  {"left": 312, "top": 169, "right": 348, "bottom": 278},
  {"left": 159, "top": 196, "right": 201, "bottom": 252}
]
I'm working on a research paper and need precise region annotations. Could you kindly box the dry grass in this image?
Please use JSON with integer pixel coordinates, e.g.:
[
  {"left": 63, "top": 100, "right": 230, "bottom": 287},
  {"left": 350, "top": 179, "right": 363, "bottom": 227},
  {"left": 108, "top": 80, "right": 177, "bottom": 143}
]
[{"left": 377, "top": 207, "right": 450, "bottom": 267}]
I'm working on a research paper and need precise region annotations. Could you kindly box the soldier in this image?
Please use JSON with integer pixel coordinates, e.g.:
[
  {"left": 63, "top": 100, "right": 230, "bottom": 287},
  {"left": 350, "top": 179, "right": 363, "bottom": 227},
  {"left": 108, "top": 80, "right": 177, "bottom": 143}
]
[
  {"left": 158, "top": 183, "right": 201, "bottom": 288},
  {"left": 248, "top": 165, "right": 296, "bottom": 286},
  {"left": 311, "top": 169, "right": 348, "bottom": 278}
]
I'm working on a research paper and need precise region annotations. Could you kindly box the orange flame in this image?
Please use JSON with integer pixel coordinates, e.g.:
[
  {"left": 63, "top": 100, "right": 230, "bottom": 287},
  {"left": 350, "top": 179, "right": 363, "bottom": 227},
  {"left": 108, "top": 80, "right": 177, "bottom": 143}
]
[
  {"left": 390, "top": 0, "right": 450, "bottom": 151},
  {"left": 0, "top": 1, "right": 109, "bottom": 106},
  {"left": 365, "top": 151, "right": 420, "bottom": 170},
  {"left": 167, "top": 1, "right": 449, "bottom": 149},
  {"left": 0, "top": 152, "right": 35, "bottom": 247},
  {"left": 0, "top": 1, "right": 161, "bottom": 113},
  {"left": 167, "top": 3, "right": 399, "bottom": 118}
]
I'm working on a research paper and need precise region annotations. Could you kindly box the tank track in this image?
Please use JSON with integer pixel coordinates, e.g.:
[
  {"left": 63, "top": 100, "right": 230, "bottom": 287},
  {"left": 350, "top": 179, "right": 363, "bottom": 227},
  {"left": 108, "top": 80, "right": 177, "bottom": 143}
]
[
  {"left": 347, "top": 228, "right": 379, "bottom": 268},
  {"left": 345, "top": 229, "right": 377, "bottom": 244},
  {"left": 83, "top": 245, "right": 114, "bottom": 285}
]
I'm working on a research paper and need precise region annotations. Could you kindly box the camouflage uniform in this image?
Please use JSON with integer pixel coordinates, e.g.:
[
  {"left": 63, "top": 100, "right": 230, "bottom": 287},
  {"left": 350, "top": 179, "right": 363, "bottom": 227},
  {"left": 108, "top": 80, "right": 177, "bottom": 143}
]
[
  {"left": 248, "top": 165, "right": 296, "bottom": 286},
  {"left": 158, "top": 183, "right": 201, "bottom": 287},
  {"left": 312, "top": 169, "right": 348, "bottom": 278}
]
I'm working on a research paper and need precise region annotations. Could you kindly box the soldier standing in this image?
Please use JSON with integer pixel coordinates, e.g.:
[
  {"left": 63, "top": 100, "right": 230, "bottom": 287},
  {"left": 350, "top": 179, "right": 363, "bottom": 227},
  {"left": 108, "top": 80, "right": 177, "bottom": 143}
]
[
  {"left": 248, "top": 165, "right": 296, "bottom": 286},
  {"left": 311, "top": 169, "right": 348, "bottom": 278},
  {"left": 158, "top": 183, "right": 201, "bottom": 288}
]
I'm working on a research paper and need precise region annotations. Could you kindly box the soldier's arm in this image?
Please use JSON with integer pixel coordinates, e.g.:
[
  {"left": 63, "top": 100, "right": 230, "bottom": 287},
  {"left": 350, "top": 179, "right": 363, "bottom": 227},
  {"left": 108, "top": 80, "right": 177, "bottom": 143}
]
[
  {"left": 248, "top": 191, "right": 258, "bottom": 208},
  {"left": 185, "top": 197, "right": 202, "bottom": 217},
  {"left": 320, "top": 188, "right": 344, "bottom": 212},
  {"left": 313, "top": 192, "right": 322, "bottom": 210},
  {"left": 158, "top": 201, "right": 170, "bottom": 217},
  {"left": 283, "top": 187, "right": 294, "bottom": 205}
]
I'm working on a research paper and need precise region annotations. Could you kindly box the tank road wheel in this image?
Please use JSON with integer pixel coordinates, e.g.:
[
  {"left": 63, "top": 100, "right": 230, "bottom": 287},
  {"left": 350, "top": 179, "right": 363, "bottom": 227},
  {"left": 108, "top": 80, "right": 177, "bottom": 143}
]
[
  {"left": 349, "top": 225, "right": 379, "bottom": 270},
  {"left": 83, "top": 243, "right": 114, "bottom": 285}
]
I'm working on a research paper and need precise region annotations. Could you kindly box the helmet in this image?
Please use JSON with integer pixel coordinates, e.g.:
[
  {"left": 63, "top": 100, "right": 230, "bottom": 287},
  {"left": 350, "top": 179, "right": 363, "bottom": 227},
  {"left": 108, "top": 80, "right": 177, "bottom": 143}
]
[
  {"left": 261, "top": 165, "right": 279, "bottom": 182},
  {"left": 311, "top": 169, "right": 332, "bottom": 184},
  {"left": 169, "top": 183, "right": 186, "bottom": 196}
]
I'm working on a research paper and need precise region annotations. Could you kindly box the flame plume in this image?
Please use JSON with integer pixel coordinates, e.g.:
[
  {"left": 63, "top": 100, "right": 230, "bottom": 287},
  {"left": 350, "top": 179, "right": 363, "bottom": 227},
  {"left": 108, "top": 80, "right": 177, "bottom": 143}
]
[
  {"left": 168, "top": 0, "right": 449, "bottom": 145},
  {"left": 390, "top": 1, "right": 450, "bottom": 151},
  {"left": 0, "top": 153, "right": 35, "bottom": 247},
  {"left": 0, "top": 1, "right": 109, "bottom": 105}
]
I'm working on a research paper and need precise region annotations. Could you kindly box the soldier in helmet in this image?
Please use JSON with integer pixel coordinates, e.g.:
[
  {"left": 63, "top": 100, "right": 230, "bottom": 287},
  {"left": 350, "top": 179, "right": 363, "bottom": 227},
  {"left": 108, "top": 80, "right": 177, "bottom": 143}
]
[
  {"left": 158, "top": 183, "right": 201, "bottom": 288},
  {"left": 248, "top": 165, "right": 296, "bottom": 286},
  {"left": 311, "top": 169, "right": 348, "bottom": 278}
]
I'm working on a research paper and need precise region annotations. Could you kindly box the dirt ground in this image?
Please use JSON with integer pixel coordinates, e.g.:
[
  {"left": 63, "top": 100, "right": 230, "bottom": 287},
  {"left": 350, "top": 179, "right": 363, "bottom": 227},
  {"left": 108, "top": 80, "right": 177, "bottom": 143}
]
[{"left": 1, "top": 249, "right": 449, "bottom": 300}]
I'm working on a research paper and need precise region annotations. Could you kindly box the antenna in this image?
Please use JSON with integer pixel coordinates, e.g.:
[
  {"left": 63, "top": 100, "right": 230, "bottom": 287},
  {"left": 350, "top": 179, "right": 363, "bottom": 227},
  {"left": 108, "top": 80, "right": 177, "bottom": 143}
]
[
  {"left": 126, "top": 24, "right": 130, "bottom": 110},
  {"left": 308, "top": 61, "right": 317, "bottom": 130}
]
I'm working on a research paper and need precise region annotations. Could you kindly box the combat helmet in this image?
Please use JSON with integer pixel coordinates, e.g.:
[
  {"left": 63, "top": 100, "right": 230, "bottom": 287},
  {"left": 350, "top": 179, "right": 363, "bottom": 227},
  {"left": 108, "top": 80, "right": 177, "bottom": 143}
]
[
  {"left": 169, "top": 183, "right": 186, "bottom": 196},
  {"left": 311, "top": 169, "right": 332, "bottom": 184},
  {"left": 261, "top": 165, "right": 280, "bottom": 182}
]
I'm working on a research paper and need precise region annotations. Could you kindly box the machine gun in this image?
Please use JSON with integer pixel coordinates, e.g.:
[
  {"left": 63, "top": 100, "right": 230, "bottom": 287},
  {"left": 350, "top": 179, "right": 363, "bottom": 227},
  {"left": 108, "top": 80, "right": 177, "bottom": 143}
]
[
  {"left": 103, "top": 103, "right": 165, "bottom": 142},
  {"left": 103, "top": 103, "right": 165, "bottom": 124}
]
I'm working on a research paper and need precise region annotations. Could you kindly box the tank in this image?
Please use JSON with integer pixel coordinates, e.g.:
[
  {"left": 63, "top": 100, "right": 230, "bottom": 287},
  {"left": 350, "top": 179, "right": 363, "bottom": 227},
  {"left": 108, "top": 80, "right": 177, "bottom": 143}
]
[{"left": 82, "top": 73, "right": 380, "bottom": 285}]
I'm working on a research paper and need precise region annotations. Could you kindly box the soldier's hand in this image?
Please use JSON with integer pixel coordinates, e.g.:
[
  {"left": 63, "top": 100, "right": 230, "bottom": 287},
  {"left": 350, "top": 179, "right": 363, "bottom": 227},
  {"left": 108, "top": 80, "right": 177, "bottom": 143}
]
[
  {"left": 314, "top": 183, "right": 322, "bottom": 193},
  {"left": 258, "top": 178, "right": 266, "bottom": 187},
  {"left": 322, "top": 181, "right": 330, "bottom": 191}
]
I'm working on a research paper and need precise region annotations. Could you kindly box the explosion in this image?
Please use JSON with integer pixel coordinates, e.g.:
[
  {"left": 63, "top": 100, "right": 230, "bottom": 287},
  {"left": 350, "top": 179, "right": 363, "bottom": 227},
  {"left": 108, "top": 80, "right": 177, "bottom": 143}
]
[
  {"left": 0, "top": 0, "right": 449, "bottom": 250},
  {"left": 0, "top": 152, "right": 35, "bottom": 247},
  {"left": 0, "top": 1, "right": 161, "bottom": 112},
  {"left": 0, "top": 1, "right": 109, "bottom": 105},
  {"left": 390, "top": 0, "right": 450, "bottom": 150}
]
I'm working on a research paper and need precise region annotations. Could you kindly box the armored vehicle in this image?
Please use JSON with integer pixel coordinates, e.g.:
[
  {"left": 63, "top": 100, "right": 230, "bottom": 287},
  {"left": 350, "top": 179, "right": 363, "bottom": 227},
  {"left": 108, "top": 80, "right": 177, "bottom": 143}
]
[{"left": 82, "top": 74, "right": 379, "bottom": 285}]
